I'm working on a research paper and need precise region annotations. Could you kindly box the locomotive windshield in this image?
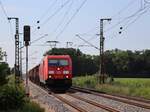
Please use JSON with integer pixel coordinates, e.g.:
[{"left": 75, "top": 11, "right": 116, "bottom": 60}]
[{"left": 48, "top": 59, "right": 68, "bottom": 66}]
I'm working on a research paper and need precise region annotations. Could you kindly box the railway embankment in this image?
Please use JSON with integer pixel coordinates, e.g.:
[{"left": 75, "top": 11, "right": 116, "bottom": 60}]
[
  {"left": 73, "top": 75, "right": 150, "bottom": 100},
  {"left": 29, "top": 81, "right": 78, "bottom": 112}
]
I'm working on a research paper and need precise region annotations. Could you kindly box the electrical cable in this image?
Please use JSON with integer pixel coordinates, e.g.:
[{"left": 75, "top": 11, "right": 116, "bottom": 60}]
[
  {"left": 123, "top": 6, "right": 150, "bottom": 31},
  {"left": 74, "top": 0, "right": 139, "bottom": 45},
  {"left": 31, "top": 0, "right": 58, "bottom": 33},
  {"left": 0, "top": 0, "right": 14, "bottom": 41},
  {"left": 77, "top": 34, "right": 98, "bottom": 48},
  {"left": 111, "top": 0, "right": 139, "bottom": 19},
  {"left": 144, "top": 0, "right": 150, "bottom": 4},
  {"left": 30, "top": 34, "right": 48, "bottom": 45},
  {"left": 77, "top": 2, "right": 150, "bottom": 47},
  {"left": 104, "top": 4, "right": 149, "bottom": 33},
  {"left": 20, "top": 34, "right": 49, "bottom": 50},
  {"left": 55, "top": 0, "right": 88, "bottom": 39},
  {"left": 76, "top": 34, "right": 99, "bottom": 50},
  {"left": 0, "top": 0, "right": 8, "bottom": 17},
  {"left": 31, "top": 0, "right": 71, "bottom": 35},
  {"left": 52, "top": 0, "right": 73, "bottom": 35},
  {"left": 108, "top": 5, "right": 150, "bottom": 39},
  {"left": 38, "top": 0, "right": 58, "bottom": 21},
  {"left": 40, "top": 0, "right": 71, "bottom": 27}
]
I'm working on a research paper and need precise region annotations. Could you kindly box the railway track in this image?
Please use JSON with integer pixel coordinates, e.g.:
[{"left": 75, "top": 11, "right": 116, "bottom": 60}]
[
  {"left": 71, "top": 86, "right": 150, "bottom": 110},
  {"left": 49, "top": 89, "right": 121, "bottom": 112},
  {"left": 66, "top": 92, "right": 120, "bottom": 112},
  {"left": 30, "top": 81, "right": 150, "bottom": 112},
  {"left": 30, "top": 82, "right": 121, "bottom": 112}
]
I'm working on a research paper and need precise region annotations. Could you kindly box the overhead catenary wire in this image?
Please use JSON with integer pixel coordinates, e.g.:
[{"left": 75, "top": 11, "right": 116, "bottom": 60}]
[
  {"left": 31, "top": 0, "right": 58, "bottom": 33},
  {"left": 51, "top": 0, "right": 74, "bottom": 35},
  {"left": 117, "top": 4, "right": 150, "bottom": 32},
  {"left": 74, "top": 0, "right": 140, "bottom": 45},
  {"left": 111, "top": 0, "right": 139, "bottom": 19},
  {"left": 30, "top": 34, "right": 48, "bottom": 45},
  {"left": 31, "top": 0, "right": 87, "bottom": 47},
  {"left": 79, "top": 0, "right": 138, "bottom": 36},
  {"left": 77, "top": 34, "right": 98, "bottom": 48},
  {"left": 55, "top": 0, "right": 88, "bottom": 39},
  {"left": 31, "top": 0, "right": 71, "bottom": 35},
  {"left": 144, "top": 0, "right": 150, "bottom": 4},
  {"left": 103, "top": 0, "right": 148, "bottom": 33},
  {"left": 0, "top": 0, "right": 8, "bottom": 18},
  {"left": 76, "top": 34, "right": 99, "bottom": 50},
  {"left": 38, "top": 0, "right": 58, "bottom": 21},
  {"left": 39, "top": 0, "right": 71, "bottom": 27},
  {"left": 104, "top": 3, "right": 150, "bottom": 34},
  {"left": 20, "top": 34, "right": 49, "bottom": 49},
  {"left": 76, "top": 0, "right": 150, "bottom": 47},
  {"left": 123, "top": 5, "right": 150, "bottom": 31},
  {"left": 107, "top": 4, "right": 150, "bottom": 39},
  {"left": 0, "top": 0, "right": 14, "bottom": 41}
]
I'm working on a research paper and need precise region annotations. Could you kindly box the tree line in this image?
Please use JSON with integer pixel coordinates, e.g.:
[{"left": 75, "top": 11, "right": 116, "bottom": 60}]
[
  {"left": 0, "top": 48, "right": 10, "bottom": 85},
  {"left": 45, "top": 48, "right": 150, "bottom": 78}
]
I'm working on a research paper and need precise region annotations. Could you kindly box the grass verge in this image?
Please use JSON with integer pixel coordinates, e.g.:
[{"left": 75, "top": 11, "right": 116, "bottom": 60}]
[
  {"left": 73, "top": 75, "right": 150, "bottom": 99},
  {"left": 17, "top": 101, "right": 45, "bottom": 112}
]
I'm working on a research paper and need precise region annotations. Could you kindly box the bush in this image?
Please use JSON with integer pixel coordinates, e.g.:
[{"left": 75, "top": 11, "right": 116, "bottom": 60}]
[
  {"left": 73, "top": 75, "right": 97, "bottom": 88},
  {"left": 0, "top": 84, "right": 25, "bottom": 111},
  {"left": 0, "top": 62, "right": 10, "bottom": 85},
  {"left": 0, "top": 75, "right": 44, "bottom": 112}
]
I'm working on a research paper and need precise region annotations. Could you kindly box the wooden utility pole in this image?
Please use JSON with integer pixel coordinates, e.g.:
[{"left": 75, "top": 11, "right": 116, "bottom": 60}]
[{"left": 99, "top": 18, "right": 111, "bottom": 84}]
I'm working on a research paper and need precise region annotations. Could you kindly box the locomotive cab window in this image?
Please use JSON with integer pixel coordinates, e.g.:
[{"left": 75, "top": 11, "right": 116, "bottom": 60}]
[{"left": 48, "top": 59, "right": 68, "bottom": 66}]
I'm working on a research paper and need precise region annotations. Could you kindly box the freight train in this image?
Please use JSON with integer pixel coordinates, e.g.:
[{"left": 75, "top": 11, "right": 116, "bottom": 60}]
[{"left": 29, "top": 55, "right": 72, "bottom": 90}]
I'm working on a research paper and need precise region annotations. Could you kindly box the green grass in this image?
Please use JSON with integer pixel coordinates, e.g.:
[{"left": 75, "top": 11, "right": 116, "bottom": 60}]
[
  {"left": 17, "top": 101, "right": 45, "bottom": 112},
  {"left": 73, "top": 76, "right": 150, "bottom": 99},
  {"left": 3, "top": 101, "right": 45, "bottom": 112}
]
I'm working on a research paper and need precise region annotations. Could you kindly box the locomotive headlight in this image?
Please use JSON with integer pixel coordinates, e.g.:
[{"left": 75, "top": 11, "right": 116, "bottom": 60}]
[
  {"left": 49, "top": 71, "right": 54, "bottom": 74},
  {"left": 63, "top": 70, "right": 69, "bottom": 74},
  {"left": 66, "top": 75, "right": 69, "bottom": 78},
  {"left": 49, "top": 75, "right": 52, "bottom": 78}
]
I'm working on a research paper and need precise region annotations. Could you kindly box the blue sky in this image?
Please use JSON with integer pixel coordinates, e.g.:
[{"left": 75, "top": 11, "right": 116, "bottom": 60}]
[{"left": 0, "top": 0, "right": 150, "bottom": 70}]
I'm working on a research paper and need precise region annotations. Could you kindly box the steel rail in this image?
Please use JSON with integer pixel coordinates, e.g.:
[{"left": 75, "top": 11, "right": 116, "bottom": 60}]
[
  {"left": 52, "top": 93, "right": 88, "bottom": 112},
  {"left": 30, "top": 82, "right": 120, "bottom": 112},
  {"left": 72, "top": 86, "right": 150, "bottom": 103},
  {"left": 30, "top": 82, "right": 88, "bottom": 112},
  {"left": 67, "top": 93, "right": 120, "bottom": 112},
  {"left": 71, "top": 86, "right": 150, "bottom": 109}
]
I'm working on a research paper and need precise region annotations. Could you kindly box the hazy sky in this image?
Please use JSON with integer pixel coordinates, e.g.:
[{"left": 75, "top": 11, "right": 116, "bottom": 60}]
[{"left": 0, "top": 0, "right": 150, "bottom": 70}]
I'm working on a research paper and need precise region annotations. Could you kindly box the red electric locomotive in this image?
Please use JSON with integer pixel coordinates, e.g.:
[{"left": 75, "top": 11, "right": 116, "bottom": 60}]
[{"left": 29, "top": 55, "right": 72, "bottom": 90}]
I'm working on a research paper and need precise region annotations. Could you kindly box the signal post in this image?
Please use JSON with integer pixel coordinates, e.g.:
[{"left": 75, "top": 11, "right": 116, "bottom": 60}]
[{"left": 23, "top": 25, "right": 30, "bottom": 96}]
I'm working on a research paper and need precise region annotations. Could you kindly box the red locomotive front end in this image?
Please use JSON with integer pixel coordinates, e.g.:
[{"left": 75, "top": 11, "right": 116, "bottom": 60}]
[{"left": 39, "top": 55, "right": 72, "bottom": 90}]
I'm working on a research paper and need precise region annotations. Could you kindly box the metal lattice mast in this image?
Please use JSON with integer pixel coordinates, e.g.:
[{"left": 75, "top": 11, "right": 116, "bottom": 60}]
[
  {"left": 8, "top": 17, "right": 20, "bottom": 83},
  {"left": 99, "top": 18, "right": 111, "bottom": 84},
  {"left": 20, "top": 42, "right": 23, "bottom": 79}
]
